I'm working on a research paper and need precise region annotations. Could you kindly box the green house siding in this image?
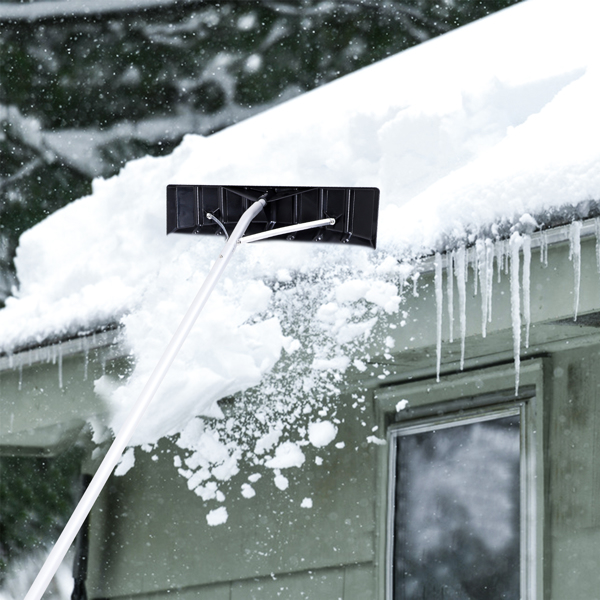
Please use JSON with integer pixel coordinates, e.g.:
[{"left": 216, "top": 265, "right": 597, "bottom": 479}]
[
  {"left": 87, "top": 391, "right": 378, "bottom": 599},
  {"left": 83, "top": 346, "right": 600, "bottom": 600}
]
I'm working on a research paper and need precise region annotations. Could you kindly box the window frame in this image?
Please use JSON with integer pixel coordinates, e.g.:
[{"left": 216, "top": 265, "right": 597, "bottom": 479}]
[{"left": 373, "top": 359, "right": 545, "bottom": 600}]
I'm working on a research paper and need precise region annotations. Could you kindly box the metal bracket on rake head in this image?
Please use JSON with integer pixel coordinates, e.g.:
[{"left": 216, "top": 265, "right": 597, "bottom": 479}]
[{"left": 167, "top": 185, "right": 380, "bottom": 248}]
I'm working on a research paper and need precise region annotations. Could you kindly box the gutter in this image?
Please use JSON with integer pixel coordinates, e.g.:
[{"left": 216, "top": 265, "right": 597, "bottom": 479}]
[{"left": 416, "top": 214, "right": 600, "bottom": 273}]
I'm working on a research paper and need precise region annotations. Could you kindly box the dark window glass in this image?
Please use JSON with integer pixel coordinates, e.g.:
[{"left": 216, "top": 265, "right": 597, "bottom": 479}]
[{"left": 392, "top": 414, "right": 520, "bottom": 600}]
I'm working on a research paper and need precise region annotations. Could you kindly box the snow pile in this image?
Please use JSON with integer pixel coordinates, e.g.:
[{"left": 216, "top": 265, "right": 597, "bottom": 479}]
[
  {"left": 1, "top": 0, "right": 600, "bottom": 514},
  {"left": 396, "top": 65, "right": 600, "bottom": 255}
]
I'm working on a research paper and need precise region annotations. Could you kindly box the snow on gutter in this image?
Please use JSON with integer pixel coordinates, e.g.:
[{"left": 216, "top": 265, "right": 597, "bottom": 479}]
[{"left": 417, "top": 202, "right": 600, "bottom": 274}]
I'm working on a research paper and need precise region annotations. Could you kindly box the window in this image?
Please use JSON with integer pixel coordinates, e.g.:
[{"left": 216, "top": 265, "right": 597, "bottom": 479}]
[{"left": 379, "top": 364, "right": 542, "bottom": 600}]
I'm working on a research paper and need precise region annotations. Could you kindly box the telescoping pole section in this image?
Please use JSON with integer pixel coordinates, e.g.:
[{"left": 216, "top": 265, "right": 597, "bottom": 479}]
[{"left": 24, "top": 199, "right": 268, "bottom": 600}]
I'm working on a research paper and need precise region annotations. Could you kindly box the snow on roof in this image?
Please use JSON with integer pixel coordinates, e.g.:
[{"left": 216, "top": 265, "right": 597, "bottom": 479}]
[{"left": 2, "top": 0, "right": 600, "bottom": 507}]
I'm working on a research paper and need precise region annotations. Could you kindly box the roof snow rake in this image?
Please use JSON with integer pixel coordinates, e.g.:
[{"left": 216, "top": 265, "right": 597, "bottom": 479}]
[
  {"left": 26, "top": 185, "right": 379, "bottom": 600},
  {"left": 167, "top": 185, "right": 379, "bottom": 247}
]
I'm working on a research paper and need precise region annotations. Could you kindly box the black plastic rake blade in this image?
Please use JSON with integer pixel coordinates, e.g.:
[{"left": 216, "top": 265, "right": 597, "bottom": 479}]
[{"left": 166, "top": 185, "right": 379, "bottom": 248}]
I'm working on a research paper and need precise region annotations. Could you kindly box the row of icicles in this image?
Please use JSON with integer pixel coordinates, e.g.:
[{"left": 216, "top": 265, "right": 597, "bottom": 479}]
[
  {"left": 429, "top": 220, "right": 590, "bottom": 391},
  {"left": 3, "top": 333, "right": 107, "bottom": 391}
]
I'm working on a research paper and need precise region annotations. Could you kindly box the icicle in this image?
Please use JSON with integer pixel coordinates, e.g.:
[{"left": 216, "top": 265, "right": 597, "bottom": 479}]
[
  {"left": 569, "top": 221, "right": 582, "bottom": 321},
  {"left": 496, "top": 240, "right": 505, "bottom": 283},
  {"left": 58, "top": 343, "right": 63, "bottom": 389},
  {"left": 509, "top": 233, "right": 523, "bottom": 393},
  {"left": 455, "top": 245, "right": 467, "bottom": 370},
  {"left": 434, "top": 253, "right": 444, "bottom": 382},
  {"left": 18, "top": 363, "right": 23, "bottom": 391},
  {"left": 485, "top": 239, "right": 494, "bottom": 326},
  {"left": 476, "top": 240, "right": 487, "bottom": 337},
  {"left": 540, "top": 230, "right": 548, "bottom": 267},
  {"left": 522, "top": 235, "right": 532, "bottom": 348},
  {"left": 447, "top": 251, "right": 454, "bottom": 343},
  {"left": 473, "top": 244, "right": 480, "bottom": 297}
]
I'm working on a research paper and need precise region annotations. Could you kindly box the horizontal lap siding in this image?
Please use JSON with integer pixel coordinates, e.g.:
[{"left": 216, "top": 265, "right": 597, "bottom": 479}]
[{"left": 88, "top": 393, "right": 378, "bottom": 599}]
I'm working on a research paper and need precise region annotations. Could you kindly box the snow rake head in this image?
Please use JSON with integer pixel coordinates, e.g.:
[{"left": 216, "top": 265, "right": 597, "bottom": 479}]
[{"left": 167, "top": 185, "right": 379, "bottom": 248}]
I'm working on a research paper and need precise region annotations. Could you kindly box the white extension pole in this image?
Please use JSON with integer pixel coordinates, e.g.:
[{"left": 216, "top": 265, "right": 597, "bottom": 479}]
[{"left": 24, "top": 198, "right": 267, "bottom": 600}]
